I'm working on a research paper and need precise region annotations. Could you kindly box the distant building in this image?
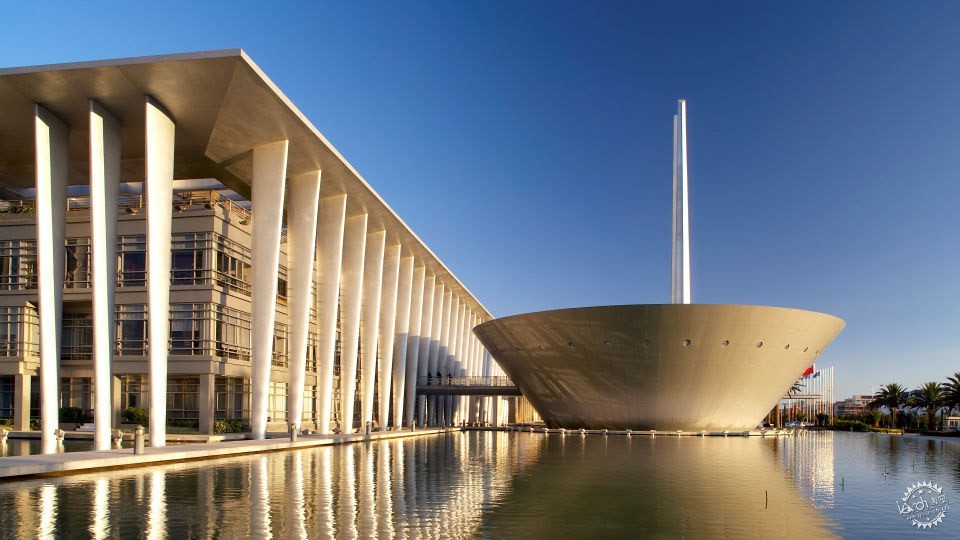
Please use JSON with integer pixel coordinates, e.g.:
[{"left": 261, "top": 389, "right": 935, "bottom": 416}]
[{"left": 834, "top": 394, "right": 874, "bottom": 417}]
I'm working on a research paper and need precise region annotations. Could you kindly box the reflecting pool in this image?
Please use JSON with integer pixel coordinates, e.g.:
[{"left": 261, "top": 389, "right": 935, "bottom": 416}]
[{"left": 0, "top": 431, "right": 957, "bottom": 538}]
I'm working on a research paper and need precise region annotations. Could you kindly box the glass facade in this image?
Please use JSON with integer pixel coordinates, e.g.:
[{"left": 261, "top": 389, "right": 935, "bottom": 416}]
[
  {"left": 0, "top": 239, "right": 36, "bottom": 290},
  {"left": 0, "top": 305, "right": 39, "bottom": 358},
  {"left": 215, "top": 376, "right": 249, "bottom": 422}
]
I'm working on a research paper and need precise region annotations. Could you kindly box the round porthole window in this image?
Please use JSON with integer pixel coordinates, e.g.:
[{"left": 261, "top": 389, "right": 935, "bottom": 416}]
[
  {"left": 568, "top": 342, "right": 576, "bottom": 350},
  {"left": 682, "top": 339, "right": 692, "bottom": 347},
  {"left": 721, "top": 340, "right": 730, "bottom": 347},
  {"left": 641, "top": 340, "right": 651, "bottom": 349},
  {"left": 784, "top": 344, "right": 790, "bottom": 350},
  {"left": 603, "top": 340, "right": 612, "bottom": 348},
  {"left": 756, "top": 342, "right": 763, "bottom": 348}
]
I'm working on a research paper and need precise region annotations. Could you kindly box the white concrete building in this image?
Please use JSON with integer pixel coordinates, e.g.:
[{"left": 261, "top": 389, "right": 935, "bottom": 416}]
[{"left": 0, "top": 50, "right": 503, "bottom": 453}]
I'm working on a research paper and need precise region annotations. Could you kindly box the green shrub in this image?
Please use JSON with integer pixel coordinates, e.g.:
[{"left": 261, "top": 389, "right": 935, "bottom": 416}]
[
  {"left": 122, "top": 407, "right": 149, "bottom": 427},
  {"left": 30, "top": 418, "right": 41, "bottom": 430},
  {"left": 835, "top": 419, "right": 871, "bottom": 432},
  {"left": 59, "top": 406, "right": 85, "bottom": 423},
  {"left": 0, "top": 418, "right": 13, "bottom": 428},
  {"left": 214, "top": 419, "right": 244, "bottom": 434}
]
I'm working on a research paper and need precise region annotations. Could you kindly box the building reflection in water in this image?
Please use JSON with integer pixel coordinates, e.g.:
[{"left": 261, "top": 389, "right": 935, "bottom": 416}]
[
  {"left": 9, "top": 431, "right": 959, "bottom": 537},
  {"left": 771, "top": 432, "right": 836, "bottom": 508}
]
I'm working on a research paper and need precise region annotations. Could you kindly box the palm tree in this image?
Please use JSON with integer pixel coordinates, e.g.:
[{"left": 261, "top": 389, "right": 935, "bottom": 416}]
[
  {"left": 870, "top": 383, "right": 907, "bottom": 429},
  {"left": 909, "top": 382, "right": 945, "bottom": 430},
  {"left": 944, "top": 372, "right": 960, "bottom": 417}
]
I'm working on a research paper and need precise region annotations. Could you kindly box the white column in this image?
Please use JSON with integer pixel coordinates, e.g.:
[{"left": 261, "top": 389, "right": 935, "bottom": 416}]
[
  {"left": 672, "top": 98, "right": 692, "bottom": 305},
  {"left": 338, "top": 214, "right": 368, "bottom": 433},
  {"left": 89, "top": 100, "right": 121, "bottom": 451},
  {"left": 314, "top": 195, "right": 347, "bottom": 434},
  {"left": 393, "top": 257, "right": 418, "bottom": 426},
  {"left": 391, "top": 258, "right": 415, "bottom": 427},
  {"left": 249, "top": 140, "right": 289, "bottom": 439},
  {"left": 425, "top": 283, "right": 446, "bottom": 425},
  {"left": 455, "top": 309, "right": 472, "bottom": 423},
  {"left": 444, "top": 298, "right": 462, "bottom": 423},
  {"left": 434, "top": 291, "right": 453, "bottom": 425},
  {"left": 285, "top": 171, "right": 322, "bottom": 431},
  {"left": 359, "top": 230, "right": 386, "bottom": 428},
  {"left": 415, "top": 275, "right": 436, "bottom": 427},
  {"left": 34, "top": 105, "right": 68, "bottom": 455},
  {"left": 145, "top": 97, "right": 175, "bottom": 448},
  {"left": 375, "top": 244, "right": 401, "bottom": 428}
]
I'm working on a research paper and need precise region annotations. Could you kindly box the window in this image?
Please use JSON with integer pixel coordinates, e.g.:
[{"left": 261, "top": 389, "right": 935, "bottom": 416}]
[
  {"left": 117, "top": 236, "right": 147, "bottom": 286},
  {"left": 169, "top": 303, "right": 209, "bottom": 356},
  {"left": 61, "top": 313, "right": 93, "bottom": 361},
  {"left": 213, "top": 235, "right": 251, "bottom": 295},
  {"left": 213, "top": 304, "right": 251, "bottom": 360},
  {"left": 215, "top": 376, "right": 249, "bottom": 421},
  {"left": 272, "top": 321, "right": 289, "bottom": 367},
  {"left": 267, "top": 380, "right": 287, "bottom": 423},
  {"left": 59, "top": 377, "right": 92, "bottom": 410},
  {"left": 116, "top": 305, "right": 147, "bottom": 356},
  {"left": 0, "top": 376, "right": 14, "bottom": 417},
  {"left": 171, "top": 233, "right": 211, "bottom": 285},
  {"left": 64, "top": 238, "right": 91, "bottom": 288},
  {"left": 0, "top": 306, "right": 38, "bottom": 357},
  {"left": 120, "top": 375, "right": 147, "bottom": 410},
  {"left": 0, "top": 240, "right": 37, "bottom": 290},
  {"left": 167, "top": 377, "right": 200, "bottom": 420},
  {"left": 306, "top": 331, "right": 318, "bottom": 372},
  {"left": 277, "top": 265, "right": 288, "bottom": 302},
  {"left": 302, "top": 385, "right": 316, "bottom": 424}
]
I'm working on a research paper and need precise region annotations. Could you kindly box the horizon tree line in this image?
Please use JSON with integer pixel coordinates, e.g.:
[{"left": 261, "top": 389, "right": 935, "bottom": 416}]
[{"left": 867, "top": 372, "right": 960, "bottom": 430}]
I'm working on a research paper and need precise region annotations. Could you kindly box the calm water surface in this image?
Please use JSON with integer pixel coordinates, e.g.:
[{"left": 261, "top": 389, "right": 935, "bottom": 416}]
[{"left": 0, "top": 431, "right": 957, "bottom": 538}]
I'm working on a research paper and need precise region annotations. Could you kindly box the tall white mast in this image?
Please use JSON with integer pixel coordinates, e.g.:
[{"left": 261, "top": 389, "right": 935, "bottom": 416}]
[{"left": 671, "top": 99, "right": 691, "bottom": 304}]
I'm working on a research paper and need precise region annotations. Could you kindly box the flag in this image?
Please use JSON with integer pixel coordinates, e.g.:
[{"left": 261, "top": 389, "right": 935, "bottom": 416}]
[{"left": 802, "top": 364, "right": 815, "bottom": 377}]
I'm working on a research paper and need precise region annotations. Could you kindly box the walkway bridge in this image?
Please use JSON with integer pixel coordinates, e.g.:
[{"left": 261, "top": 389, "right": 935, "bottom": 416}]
[{"left": 415, "top": 376, "right": 522, "bottom": 396}]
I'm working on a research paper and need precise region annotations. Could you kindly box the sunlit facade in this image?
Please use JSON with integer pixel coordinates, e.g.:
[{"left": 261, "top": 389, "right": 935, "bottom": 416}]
[{"left": 0, "top": 51, "right": 502, "bottom": 452}]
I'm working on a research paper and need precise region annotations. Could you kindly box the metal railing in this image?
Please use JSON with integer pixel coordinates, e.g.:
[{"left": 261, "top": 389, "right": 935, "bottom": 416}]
[
  {"left": 0, "top": 189, "right": 255, "bottom": 223},
  {"left": 417, "top": 376, "right": 515, "bottom": 387}
]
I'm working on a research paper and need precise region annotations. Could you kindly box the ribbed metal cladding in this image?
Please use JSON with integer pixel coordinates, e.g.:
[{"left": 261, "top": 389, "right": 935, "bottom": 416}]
[{"left": 474, "top": 304, "right": 845, "bottom": 431}]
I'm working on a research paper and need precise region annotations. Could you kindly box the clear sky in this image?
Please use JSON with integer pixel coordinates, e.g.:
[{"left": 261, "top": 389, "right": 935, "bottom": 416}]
[{"left": 2, "top": 2, "right": 958, "bottom": 399}]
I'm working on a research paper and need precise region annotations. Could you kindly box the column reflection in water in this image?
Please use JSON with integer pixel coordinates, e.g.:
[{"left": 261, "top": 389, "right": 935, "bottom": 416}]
[
  {"left": 250, "top": 456, "right": 271, "bottom": 539},
  {"left": 147, "top": 470, "right": 165, "bottom": 540},
  {"left": 37, "top": 483, "right": 57, "bottom": 539},
  {"left": 357, "top": 443, "right": 376, "bottom": 536},
  {"left": 375, "top": 441, "right": 395, "bottom": 538},
  {"left": 338, "top": 443, "right": 358, "bottom": 539},
  {"left": 287, "top": 453, "right": 307, "bottom": 539},
  {"left": 89, "top": 477, "right": 109, "bottom": 540},
  {"left": 316, "top": 449, "right": 334, "bottom": 539},
  {"left": 390, "top": 441, "right": 407, "bottom": 536}
]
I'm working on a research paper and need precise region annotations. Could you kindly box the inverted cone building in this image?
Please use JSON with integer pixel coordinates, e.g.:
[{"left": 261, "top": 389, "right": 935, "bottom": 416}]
[{"left": 474, "top": 100, "right": 845, "bottom": 431}]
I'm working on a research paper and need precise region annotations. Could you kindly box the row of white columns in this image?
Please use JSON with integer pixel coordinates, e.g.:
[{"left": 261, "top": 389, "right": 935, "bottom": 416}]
[{"left": 32, "top": 97, "right": 498, "bottom": 453}]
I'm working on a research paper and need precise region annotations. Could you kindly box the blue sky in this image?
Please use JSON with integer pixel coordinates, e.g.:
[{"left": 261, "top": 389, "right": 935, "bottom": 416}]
[{"left": 2, "top": 2, "right": 958, "bottom": 399}]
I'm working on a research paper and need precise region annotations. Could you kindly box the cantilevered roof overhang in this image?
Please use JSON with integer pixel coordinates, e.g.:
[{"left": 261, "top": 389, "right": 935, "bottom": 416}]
[{"left": 0, "top": 49, "right": 491, "bottom": 320}]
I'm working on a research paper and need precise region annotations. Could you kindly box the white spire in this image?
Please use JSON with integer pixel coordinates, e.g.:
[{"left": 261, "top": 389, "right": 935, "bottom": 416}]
[{"left": 671, "top": 99, "right": 691, "bottom": 304}]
